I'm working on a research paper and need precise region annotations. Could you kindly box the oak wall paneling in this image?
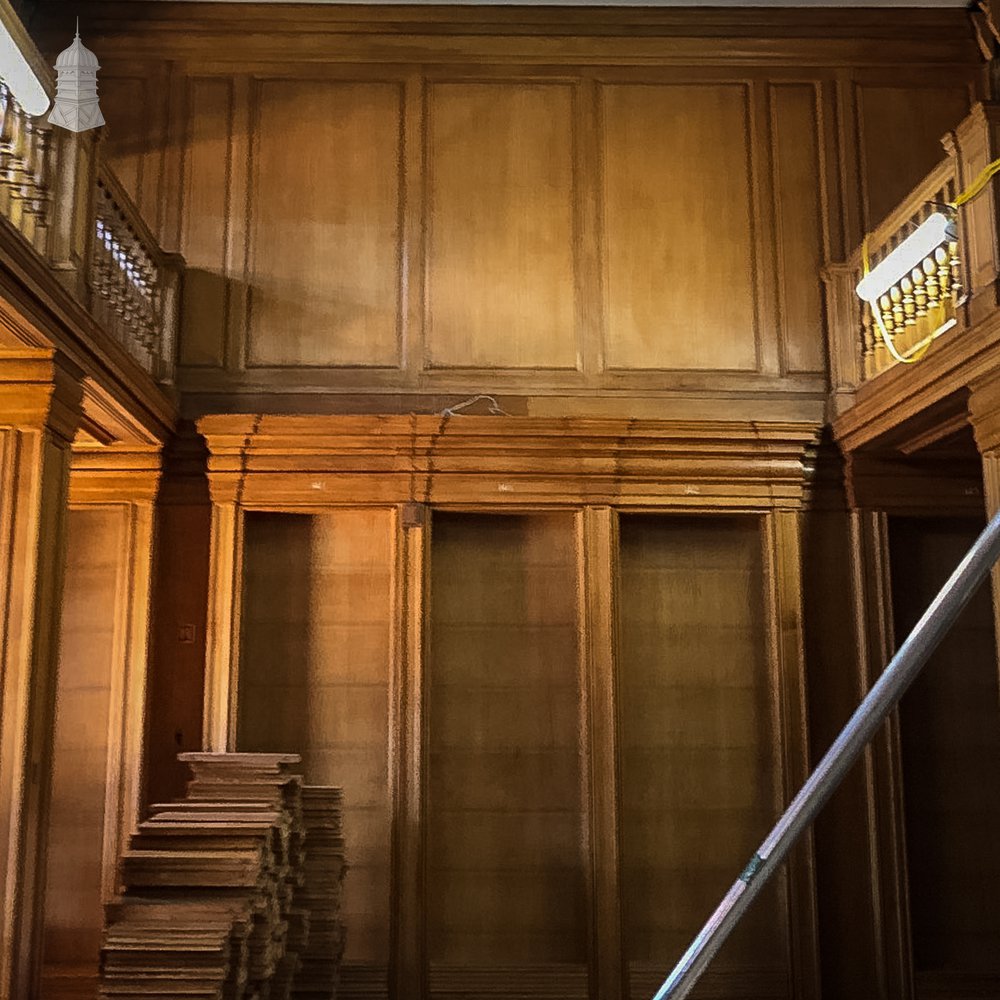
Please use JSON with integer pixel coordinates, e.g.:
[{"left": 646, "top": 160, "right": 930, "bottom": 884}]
[
  {"left": 848, "top": 509, "right": 915, "bottom": 1000},
  {"left": 41, "top": 508, "right": 121, "bottom": 976},
  {"left": 426, "top": 512, "right": 588, "bottom": 995},
  {"left": 853, "top": 74, "right": 979, "bottom": 231},
  {"left": 42, "top": 5, "right": 982, "bottom": 417},
  {"left": 616, "top": 513, "right": 815, "bottom": 1000},
  {"left": 39, "top": 441, "right": 162, "bottom": 997},
  {"left": 424, "top": 78, "right": 580, "bottom": 372},
  {"left": 888, "top": 517, "right": 1000, "bottom": 1000},
  {"left": 196, "top": 415, "right": 825, "bottom": 1000},
  {"left": 0, "top": 359, "right": 82, "bottom": 1000},
  {"left": 801, "top": 503, "right": 885, "bottom": 1000},
  {"left": 204, "top": 501, "right": 243, "bottom": 751},
  {"left": 98, "top": 60, "right": 171, "bottom": 237},
  {"left": 237, "top": 509, "right": 396, "bottom": 996},
  {"left": 764, "top": 511, "right": 820, "bottom": 1000},
  {"left": 599, "top": 79, "right": 761, "bottom": 374},
  {"left": 769, "top": 81, "right": 829, "bottom": 376},
  {"left": 394, "top": 504, "right": 427, "bottom": 997},
  {"left": 580, "top": 507, "right": 625, "bottom": 1000},
  {"left": 179, "top": 75, "right": 234, "bottom": 369},
  {"left": 40, "top": 501, "right": 156, "bottom": 988},
  {"left": 145, "top": 501, "right": 211, "bottom": 806},
  {"left": 245, "top": 76, "right": 405, "bottom": 371}
]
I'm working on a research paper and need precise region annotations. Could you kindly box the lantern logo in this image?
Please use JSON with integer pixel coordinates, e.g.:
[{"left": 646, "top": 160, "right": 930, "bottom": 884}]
[{"left": 48, "top": 20, "right": 104, "bottom": 133}]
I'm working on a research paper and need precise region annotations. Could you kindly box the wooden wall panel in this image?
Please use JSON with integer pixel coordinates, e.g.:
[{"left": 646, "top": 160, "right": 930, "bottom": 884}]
[
  {"left": 100, "top": 75, "right": 147, "bottom": 205},
  {"left": 617, "top": 515, "right": 790, "bottom": 998},
  {"left": 889, "top": 517, "right": 1000, "bottom": 997},
  {"left": 770, "top": 83, "right": 827, "bottom": 375},
  {"left": 99, "top": 70, "right": 167, "bottom": 231},
  {"left": 246, "top": 79, "right": 404, "bottom": 369},
  {"left": 179, "top": 78, "right": 233, "bottom": 369},
  {"left": 427, "top": 513, "right": 587, "bottom": 988},
  {"left": 858, "top": 84, "right": 973, "bottom": 226},
  {"left": 54, "top": 8, "right": 984, "bottom": 413},
  {"left": 801, "top": 507, "right": 883, "bottom": 1000},
  {"left": 600, "top": 83, "right": 758, "bottom": 372},
  {"left": 237, "top": 510, "right": 394, "bottom": 986},
  {"left": 41, "top": 508, "right": 123, "bottom": 971},
  {"left": 425, "top": 82, "right": 579, "bottom": 370},
  {"left": 145, "top": 503, "right": 211, "bottom": 807}
]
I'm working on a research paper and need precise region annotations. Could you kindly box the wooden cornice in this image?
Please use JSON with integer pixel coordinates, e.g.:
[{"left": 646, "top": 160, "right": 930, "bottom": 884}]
[
  {"left": 33, "top": 3, "right": 981, "bottom": 68},
  {"left": 969, "top": 368, "right": 1000, "bottom": 454},
  {"left": 0, "top": 350, "right": 85, "bottom": 443},
  {"left": 0, "top": 216, "right": 177, "bottom": 445},
  {"left": 197, "top": 413, "right": 822, "bottom": 510},
  {"left": 69, "top": 444, "right": 162, "bottom": 504}
]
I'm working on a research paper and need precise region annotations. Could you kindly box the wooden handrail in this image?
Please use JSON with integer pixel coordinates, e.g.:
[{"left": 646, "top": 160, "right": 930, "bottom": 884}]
[
  {"left": 853, "top": 158, "right": 957, "bottom": 270},
  {"left": 90, "top": 164, "right": 183, "bottom": 382}
]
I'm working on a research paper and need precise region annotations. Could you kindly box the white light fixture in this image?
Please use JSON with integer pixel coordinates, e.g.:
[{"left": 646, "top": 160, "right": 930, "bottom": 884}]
[
  {"left": 0, "top": 13, "right": 50, "bottom": 116},
  {"left": 48, "top": 19, "right": 104, "bottom": 133},
  {"left": 855, "top": 212, "right": 955, "bottom": 302}
]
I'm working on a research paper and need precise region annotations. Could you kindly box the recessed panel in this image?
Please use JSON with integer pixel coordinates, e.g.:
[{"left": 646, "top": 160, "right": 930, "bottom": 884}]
[
  {"left": 238, "top": 510, "right": 394, "bottom": 989},
  {"left": 42, "top": 509, "right": 124, "bottom": 974},
  {"left": 859, "top": 85, "right": 970, "bottom": 224},
  {"left": 427, "top": 513, "right": 586, "bottom": 992},
  {"left": 601, "top": 83, "right": 758, "bottom": 371},
  {"left": 770, "top": 83, "right": 826, "bottom": 374},
  {"left": 617, "top": 516, "right": 789, "bottom": 998},
  {"left": 425, "top": 82, "right": 579, "bottom": 370},
  {"left": 180, "top": 78, "right": 233, "bottom": 368},
  {"left": 247, "top": 79, "right": 404, "bottom": 368}
]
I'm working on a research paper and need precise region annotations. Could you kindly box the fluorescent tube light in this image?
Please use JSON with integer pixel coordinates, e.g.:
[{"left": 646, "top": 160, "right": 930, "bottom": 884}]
[
  {"left": 0, "top": 19, "right": 50, "bottom": 116},
  {"left": 856, "top": 212, "right": 955, "bottom": 302}
]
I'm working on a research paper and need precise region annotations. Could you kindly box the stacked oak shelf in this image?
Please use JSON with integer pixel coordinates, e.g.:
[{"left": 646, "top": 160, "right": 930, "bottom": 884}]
[{"left": 99, "top": 753, "right": 346, "bottom": 1000}]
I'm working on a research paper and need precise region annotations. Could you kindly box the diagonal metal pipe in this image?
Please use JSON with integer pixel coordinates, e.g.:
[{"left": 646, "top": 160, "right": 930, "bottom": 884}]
[{"left": 652, "top": 509, "right": 1000, "bottom": 1000}]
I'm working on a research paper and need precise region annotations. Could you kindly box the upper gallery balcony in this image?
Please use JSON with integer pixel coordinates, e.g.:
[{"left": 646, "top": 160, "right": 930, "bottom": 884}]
[
  {"left": 0, "top": 1, "right": 182, "bottom": 390},
  {"left": 826, "top": 101, "right": 1000, "bottom": 443}
]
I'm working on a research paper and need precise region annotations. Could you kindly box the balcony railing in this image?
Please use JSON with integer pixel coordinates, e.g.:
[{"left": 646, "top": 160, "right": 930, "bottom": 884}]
[
  {"left": 90, "top": 166, "right": 181, "bottom": 382},
  {"left": 855, "top": 161, "right": 964, "bottom": 380},
  {"left": 0, "top": 41, "right": 181, "bottom": 384},
  {"left": 826, "top": 102, "right": 1000, "bottom": 410}
]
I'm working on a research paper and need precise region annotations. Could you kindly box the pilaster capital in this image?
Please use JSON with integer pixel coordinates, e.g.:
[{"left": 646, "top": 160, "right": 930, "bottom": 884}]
[
  {"left": 69, "top": 445, "right": 163, "bottom": 505},
  {"left": 969, "top": 369, "right": 1000, "bottom": 456},
  {"left": 0, "top": 351, "right": 85, "bottom": 444}
]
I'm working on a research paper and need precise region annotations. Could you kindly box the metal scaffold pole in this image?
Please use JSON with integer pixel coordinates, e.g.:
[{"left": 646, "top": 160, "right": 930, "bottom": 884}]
[{"left": 651, "top": 509, "right": 1000, "bottom": 1000}]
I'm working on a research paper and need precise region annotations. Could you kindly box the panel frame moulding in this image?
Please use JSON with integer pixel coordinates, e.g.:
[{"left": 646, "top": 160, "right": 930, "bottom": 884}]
[
  {"left": 65, "top": 443, "right": 162, "bottom": 889},
  {"left": 37, "top": 442, "right": 163, "bottom": 994},
  {"left": 196, "top": 412, "right": 823, "bottom": 1000}
]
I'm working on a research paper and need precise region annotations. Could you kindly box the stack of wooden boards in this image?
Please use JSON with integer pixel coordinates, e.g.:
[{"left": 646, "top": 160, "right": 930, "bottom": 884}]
[{"left": 99, "top": 752, "right": 347, "bottom": 1000}]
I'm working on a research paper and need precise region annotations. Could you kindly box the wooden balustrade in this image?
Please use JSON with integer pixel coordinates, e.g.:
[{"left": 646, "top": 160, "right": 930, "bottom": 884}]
[
  {"left": 0, "top": 59, "right": 181, "bottom": 384},
  {"left": 89, "top": 167, "right": 182, "bottom": 383},
  {"left": 0, "top": 79, "right": 53, "bottom": 254},
  {"left": 851, "top": 161, "right": 964, "bottom": 384},
  {"left": 827, "top": 102, "right": 1000, "bottom": 412}
]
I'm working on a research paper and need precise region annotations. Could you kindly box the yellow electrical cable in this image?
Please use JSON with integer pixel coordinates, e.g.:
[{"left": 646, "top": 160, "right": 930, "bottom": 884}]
[{"left": 950, "top": 156, "right": 1000, "bottom": 208}]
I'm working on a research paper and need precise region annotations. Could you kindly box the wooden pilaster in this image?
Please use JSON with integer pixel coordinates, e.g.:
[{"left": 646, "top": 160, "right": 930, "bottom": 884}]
[
  {"left": 580, "top": 507, "right": 625, "bottom": 1000},
  {"left": 66, "top": 446, "right": 162, "bottom": 892},
  {"left": 392, "top": 503, "right": 428, "bottom": 1000},
  {"left": 0, "top": 352, "right": 83, "bottom": 1000}
]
